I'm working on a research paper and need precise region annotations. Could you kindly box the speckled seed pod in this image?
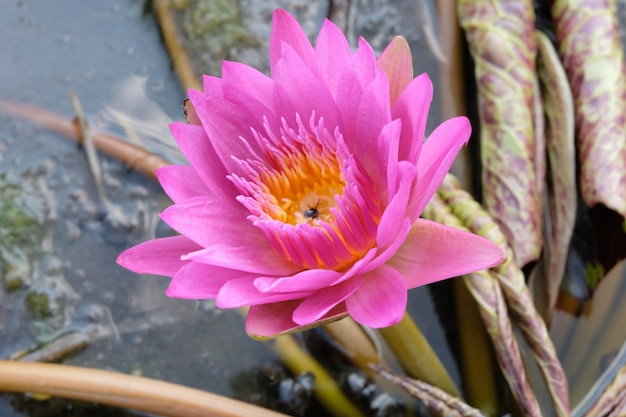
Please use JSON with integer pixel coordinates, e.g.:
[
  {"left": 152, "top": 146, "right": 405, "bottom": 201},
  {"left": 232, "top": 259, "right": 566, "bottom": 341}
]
[
  {"left": 552, "top": 0, "right": 626, "bottom": 218},
  {"left": 458, "top": 0, "right": 543, "bottom": 267}
]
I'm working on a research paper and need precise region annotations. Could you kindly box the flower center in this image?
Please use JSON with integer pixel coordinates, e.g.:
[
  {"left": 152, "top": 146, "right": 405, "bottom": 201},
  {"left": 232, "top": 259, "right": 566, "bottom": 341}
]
[
  {"left": 258, "top": 144, "right": 345, "bottom": 226},
  {"left": 231, "top": 114, "right": 381, "bottom": 270}
]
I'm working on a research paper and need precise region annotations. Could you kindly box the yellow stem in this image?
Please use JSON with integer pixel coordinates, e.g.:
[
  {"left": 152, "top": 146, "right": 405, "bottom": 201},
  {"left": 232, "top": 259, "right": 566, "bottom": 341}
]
[
  {"left": 378, "top": 312, "right": 460, "bottom": 398},
  {"left": 0, "top": 360, "right": 289, "bottom": 417},
  {"left": 322, "top": 319, "right": 420, "bottom": 414},
  {"left": 322, "top": 318, "right": 380, "bottom": 371},
  {"left": 272, "top": 335, "right": 366, "bottom": 417},
  {"left": 454, "top": 279, "right": 499, "bottom": 416}
]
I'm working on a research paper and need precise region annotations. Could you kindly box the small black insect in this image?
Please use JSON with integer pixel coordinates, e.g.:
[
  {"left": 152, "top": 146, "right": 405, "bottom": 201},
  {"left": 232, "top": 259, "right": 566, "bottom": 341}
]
[{"left": 304, "top": 200, "right": 320, "bottom": 219}]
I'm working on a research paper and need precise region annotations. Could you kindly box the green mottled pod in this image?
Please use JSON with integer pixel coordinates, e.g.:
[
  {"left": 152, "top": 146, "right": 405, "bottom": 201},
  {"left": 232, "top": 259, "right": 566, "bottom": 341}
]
[
  {"left": 458, "top": 0, "right": 543, "bottom": 267},
  {"left": 552, "top": 0, "right": 626, "bottom": 218},
  {"left": 535, "top": 30, "right": 576, "bottom": 317}
]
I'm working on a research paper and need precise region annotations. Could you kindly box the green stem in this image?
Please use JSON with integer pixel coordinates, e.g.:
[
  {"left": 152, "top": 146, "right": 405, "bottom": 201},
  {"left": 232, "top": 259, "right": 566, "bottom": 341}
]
[{"left": 378, "top": 312, "right": 460, "bottom": 397}]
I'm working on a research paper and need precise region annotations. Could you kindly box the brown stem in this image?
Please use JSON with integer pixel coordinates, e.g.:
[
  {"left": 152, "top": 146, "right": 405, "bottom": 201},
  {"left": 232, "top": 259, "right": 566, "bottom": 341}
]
[
  {"left": 0, "top": 100, "right": 169, "bottom": 180},
  {"left": 153, "top": 0, "right": 202, "bottom": 92},
  {"left": 0, "top": 360, "right": 289, "bottom": 417}
]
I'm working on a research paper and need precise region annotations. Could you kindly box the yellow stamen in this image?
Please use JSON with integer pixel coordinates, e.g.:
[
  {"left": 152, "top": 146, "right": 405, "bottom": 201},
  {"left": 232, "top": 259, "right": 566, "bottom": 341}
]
[{"left": 259, "top": 148, "right": 345, "bottom": 225}]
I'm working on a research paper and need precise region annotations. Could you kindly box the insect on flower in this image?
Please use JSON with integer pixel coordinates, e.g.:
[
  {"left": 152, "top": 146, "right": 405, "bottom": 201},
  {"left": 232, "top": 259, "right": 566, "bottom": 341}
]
[{"left": 303, "top": 199, "right": 320, "bottom": 220}]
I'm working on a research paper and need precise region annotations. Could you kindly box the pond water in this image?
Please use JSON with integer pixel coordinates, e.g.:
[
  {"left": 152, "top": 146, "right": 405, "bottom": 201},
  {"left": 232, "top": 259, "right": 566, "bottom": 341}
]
[
  {"left": 0, "top": 1, "right": 449, "bottom": 416},
  {"left": 0, "top": 1, "right": 276, "bottom": 415},
  {"left": 1, "top": 1, "right": 625, "bottom": 417}
]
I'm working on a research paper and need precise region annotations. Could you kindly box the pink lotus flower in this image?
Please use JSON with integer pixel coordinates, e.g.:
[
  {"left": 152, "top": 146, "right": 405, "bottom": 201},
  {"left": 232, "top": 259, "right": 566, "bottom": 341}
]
[{"left": 117, "top": 9, "right": 504, "bottom": 338}]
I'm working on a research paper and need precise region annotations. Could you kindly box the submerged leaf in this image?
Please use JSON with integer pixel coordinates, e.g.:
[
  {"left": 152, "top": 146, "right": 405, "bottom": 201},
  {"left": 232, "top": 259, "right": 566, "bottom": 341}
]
[{"left": 458, "top": 0, "right": 543, "bottom": 267}]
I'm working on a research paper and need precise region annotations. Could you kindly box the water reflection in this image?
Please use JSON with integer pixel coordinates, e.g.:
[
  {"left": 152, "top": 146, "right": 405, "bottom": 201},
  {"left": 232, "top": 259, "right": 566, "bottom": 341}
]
[
  {"left": 96, "top": 74, "right": 185, "bottom": 165},
  {"left": 551, "top": 260, "right": 626, "bottom": 406}
]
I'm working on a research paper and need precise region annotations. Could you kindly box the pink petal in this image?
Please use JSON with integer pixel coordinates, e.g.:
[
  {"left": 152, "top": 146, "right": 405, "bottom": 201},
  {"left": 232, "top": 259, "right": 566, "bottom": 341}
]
[
  {"left": 246, "top": 300, "right": 301, "bottom": 339},
  {"left": 292, "top": 276, "right": 363, "bottom": 325},
  {"left": 201, "top": 74, "right": 223, "bottom": 99},
  {"left": 155, "top": 165, "right": 209, "bottom": 203},
  {"left": 364, "top": 218, "right": 411, "bottom": 273},
  {"left": 256, "top": 248, "right": 377, "bottom": 293},
  {"left": 392, "top": 73, "right": 433, "bottom": 164},
  {"left": 336, "top": 38, "right": 377, "bottom": 150},
  {"left": 377, "top": 36, "right": 413, "bottom": 106},
  {"left": 388, "top": 218, "right": 505, "bottom": 288},
  {"left": 312, "top": 18, "right": 352, "bottom": 97},
  {"left": 221, "top": 61, "right": 274, "bottom": 114},
  {"left": 116, "top": 236, "right": 201, "bottom": 276},
  {"left": 169, "top": 123, "right": 239, "bottom": 203},
  {"left": 218, "top": 63, "right": 280, "bottom": 135},
  {"left": 187, "top": 89, "right": 265, "bottom": 176},
  {"left": 376, "top": 161, "right": 416, "bottom": 249},
  {"left": 345, "top": 264, "right": 407, "bottom": 328},
  {"left": 160, "top": 196, "right": 263, "bottom": 248},
  {"left": 254, "top": 268, "right": 343, "bottom": 293},
  {"left": 354, "top": 69, "right": 392, "bottom": 184},
  {"left": 245, "top": 301, "right": 348, "bottom": 339},
  {"left": 216, "top": 276, "right": 313, "bottom": 308},
  {"left": 270, "top": 8, "right": 314, "bottom": 74},
  {"left": 273, "top": 43, "right": 339, "bottom": 129},
  {"left": 408, "top": 116, "right": 471, "bottom": 219},
  {"left": 166, "top": 262, "right": 254, "bottom": 299},
  {"left": 377, "top": 119, "right": 401, "bottom": 203},
  {"left": 184, "top": 244, "right": 302, "bottom": 276}
]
